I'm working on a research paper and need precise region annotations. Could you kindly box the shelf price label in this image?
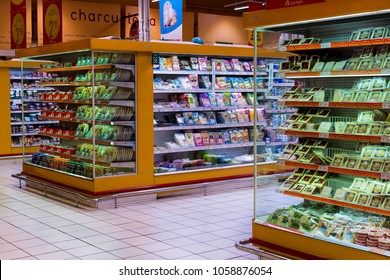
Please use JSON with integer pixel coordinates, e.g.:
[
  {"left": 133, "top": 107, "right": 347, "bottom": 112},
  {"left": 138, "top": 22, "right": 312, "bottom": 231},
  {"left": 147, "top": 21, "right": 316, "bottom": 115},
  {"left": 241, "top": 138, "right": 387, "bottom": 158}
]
[
  {"left": 318, "top": 165, "right": 328, "bottom": 172},
  {"left": 320, "top": 42, "right": 331, "bottom": 49},
  {"left": 277, "top": 101, "right": 285, "bottom": 106},
  {"left": 320, "top": 72, "right": 330, "bottom": 76},
  {"left": 382, "top": 102, "right": 390, "bottom": 109},
  {"left": 381, "top": 136, "right": 390, "bottom": 143},
  {"left": 319, "top": 102, "right": 329, "bottom": 107},
  {"left": 277, "top": 159, "right": 285, "bottom": 166},
  {"left": 381, "top": 69, "right": 390, "bottom": 75},
  {"left": 319, "top": 133, "right": 329, "bottom": 138},
  {"left": 278, "top": 46, "right": 287, "bottom": 52},
  {"left": 381, "top": 173, "right": 390, "bottom": 180},
  {"left": 277, "top": 72, "right": 285, "bottom": 78}
]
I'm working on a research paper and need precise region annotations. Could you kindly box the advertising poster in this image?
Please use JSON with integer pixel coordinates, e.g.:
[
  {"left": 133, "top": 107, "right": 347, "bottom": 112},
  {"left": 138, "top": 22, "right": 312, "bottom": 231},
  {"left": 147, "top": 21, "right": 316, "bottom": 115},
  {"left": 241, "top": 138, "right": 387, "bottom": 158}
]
[
  {"left": 42, "top": 0, "right": 62, "bottom": 44},
  {"left": 159, "top": 0, "right": 182, "bottom": 41},
  {"left": 10, "top": 0, "right": 27, "bottom": 49}
]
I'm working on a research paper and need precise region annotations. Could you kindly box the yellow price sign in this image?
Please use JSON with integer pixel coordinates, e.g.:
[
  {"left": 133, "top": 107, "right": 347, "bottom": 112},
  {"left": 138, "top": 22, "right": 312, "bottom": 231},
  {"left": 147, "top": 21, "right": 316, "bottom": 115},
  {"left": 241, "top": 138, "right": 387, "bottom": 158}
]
[
  {"left": 11, "top": 0, "right": 24, "bottom": 5},
  {"left": 248, "top": 30, "right": 263, "bottom": 47},
  {"left": 45, "top": 3, "right": 61, "bottom": 40},
  {"left": 12, "top": 13, "right": 25, "bottom": 46}
]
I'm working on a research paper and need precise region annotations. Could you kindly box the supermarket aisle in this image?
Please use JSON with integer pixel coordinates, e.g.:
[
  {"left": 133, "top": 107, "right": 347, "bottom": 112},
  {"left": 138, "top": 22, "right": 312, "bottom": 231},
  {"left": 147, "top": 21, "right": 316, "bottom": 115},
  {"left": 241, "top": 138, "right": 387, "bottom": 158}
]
[{"left": 0, "top": 159, "right": 298, "bottom": 260}]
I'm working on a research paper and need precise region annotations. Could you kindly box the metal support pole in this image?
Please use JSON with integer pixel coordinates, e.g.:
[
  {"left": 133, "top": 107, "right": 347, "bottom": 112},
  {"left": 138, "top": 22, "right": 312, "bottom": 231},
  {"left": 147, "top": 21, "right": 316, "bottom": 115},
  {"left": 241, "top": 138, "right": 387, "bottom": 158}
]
[{"left": 138, "top": 0, "right": 150, "bottom": 41}]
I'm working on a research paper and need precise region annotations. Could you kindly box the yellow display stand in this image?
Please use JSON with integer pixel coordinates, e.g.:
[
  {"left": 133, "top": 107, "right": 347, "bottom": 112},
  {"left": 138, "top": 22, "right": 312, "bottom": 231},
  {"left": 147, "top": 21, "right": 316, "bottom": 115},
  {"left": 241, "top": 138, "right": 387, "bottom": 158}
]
[{"left": 16, "top": 39, "right": 292, "bottom": 195}]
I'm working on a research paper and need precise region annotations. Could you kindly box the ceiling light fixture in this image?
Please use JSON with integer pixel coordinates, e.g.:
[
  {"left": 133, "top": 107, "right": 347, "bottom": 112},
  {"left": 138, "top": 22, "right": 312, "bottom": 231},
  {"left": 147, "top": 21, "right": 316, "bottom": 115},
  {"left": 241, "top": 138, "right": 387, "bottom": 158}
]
[
  {"left": 224, "top": 1, "right": 265, "bottom": 10},
  {"left": 151, "top": 0, "right": 159, "bottom": 3},
  {"left": 234, "top": 5, "right": 249, "bottom": 11}
]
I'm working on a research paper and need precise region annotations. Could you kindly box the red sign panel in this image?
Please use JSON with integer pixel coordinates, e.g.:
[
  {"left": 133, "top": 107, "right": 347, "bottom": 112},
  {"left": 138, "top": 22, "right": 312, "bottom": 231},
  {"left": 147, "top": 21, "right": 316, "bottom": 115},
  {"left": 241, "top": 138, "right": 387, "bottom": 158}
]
[
  {"left": 266, "top": 0, "right": 325, "bottom": 10},
  {"left": 10, "top": 0, "right": 27, "bottom": 49},
  {"left": 43, "top": 0, "right": 63, "bottom": 45}
]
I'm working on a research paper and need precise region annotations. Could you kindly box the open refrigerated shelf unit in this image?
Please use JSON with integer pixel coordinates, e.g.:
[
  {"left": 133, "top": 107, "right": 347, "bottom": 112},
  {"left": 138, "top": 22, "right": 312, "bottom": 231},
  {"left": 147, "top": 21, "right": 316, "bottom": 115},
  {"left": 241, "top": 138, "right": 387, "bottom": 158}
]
[
  {"left": 242, "top": 0, "right": 390, "bottom": 260},
  {"left": 0, "top": 60, "right": 56, "bottom": 156},
  {"left": 15, "top": 39, "right": 294, "bottom": 196}
]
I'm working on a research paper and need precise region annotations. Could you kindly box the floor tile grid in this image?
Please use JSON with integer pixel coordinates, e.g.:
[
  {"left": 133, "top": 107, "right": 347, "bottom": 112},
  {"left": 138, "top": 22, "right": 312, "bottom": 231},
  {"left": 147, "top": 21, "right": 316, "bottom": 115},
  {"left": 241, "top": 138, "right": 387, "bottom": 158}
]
[{"left": 0, "top": 159, "right": 299, "bottom": 260}]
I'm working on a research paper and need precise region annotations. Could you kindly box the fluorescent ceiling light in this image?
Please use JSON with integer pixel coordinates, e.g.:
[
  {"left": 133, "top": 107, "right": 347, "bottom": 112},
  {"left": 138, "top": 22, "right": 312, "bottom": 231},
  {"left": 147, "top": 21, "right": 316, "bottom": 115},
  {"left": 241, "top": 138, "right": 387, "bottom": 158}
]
[
  {"left": 234, "top": 5, "right": 249, "bottom": 11},
  {"left": 151, "top": 0, "right": 159, "bottom": 2}
]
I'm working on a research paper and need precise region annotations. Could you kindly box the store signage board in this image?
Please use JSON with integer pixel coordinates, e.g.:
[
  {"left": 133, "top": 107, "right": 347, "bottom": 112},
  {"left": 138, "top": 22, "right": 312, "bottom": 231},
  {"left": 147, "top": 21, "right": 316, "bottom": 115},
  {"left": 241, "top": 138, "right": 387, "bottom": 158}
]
[
  {"left": 10, "top": 0, "right": 27, "bottom": 49},
  {"left": 42, "top": 0, "right": 62, "bottom": 45},
  {"left": 266, "top": 0, "right": 325, "bottom": 10},
  {"left": 38, "top": 0, "right": 120, "bottom": 45},
  {"left": 159, "top": 0, "right": 182, "bottom": 41}
]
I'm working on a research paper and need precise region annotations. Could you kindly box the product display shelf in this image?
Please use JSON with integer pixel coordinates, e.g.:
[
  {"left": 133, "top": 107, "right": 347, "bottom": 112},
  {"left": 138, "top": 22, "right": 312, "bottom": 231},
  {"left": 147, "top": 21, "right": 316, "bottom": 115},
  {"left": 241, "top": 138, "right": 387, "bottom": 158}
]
[
  {"left": 154, "top": 122, "right": 264, "bottom": 131},
  {"left": 281, "top": 190, "right": 390, "bottom": 217},
  {"left": 38, "top": 149, "right": 135, "bottom": 169},
  {"left": 279, "top": 100, "right": 390, "bottom": 109},
  {"left": 279, "top": 129, "right": 390, "bottom": 143},
  {"left": 245, "top": 0, "right": 390, "bottom": 260},
  {"left": 280, "top": 70, "right": 390, "bottom": 79},
  {"left": 15, "top": 39, "right": 292, "bottom": 195},
  {"left": 279, "top": 38, "right": 390, "bottom": 52},
  {"left": 7, "top": 61, "right": 56, "bottom": 156},
  {"left": 277, "top": 159, "right": 386, "bottom": 180}
]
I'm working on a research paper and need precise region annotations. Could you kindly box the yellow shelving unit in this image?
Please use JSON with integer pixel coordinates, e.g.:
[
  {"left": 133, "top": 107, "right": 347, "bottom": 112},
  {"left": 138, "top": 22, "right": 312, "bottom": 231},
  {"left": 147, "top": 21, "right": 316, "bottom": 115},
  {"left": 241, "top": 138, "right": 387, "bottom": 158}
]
[{"left": 15, "top": 39, "right": 292, "bottom": 195}]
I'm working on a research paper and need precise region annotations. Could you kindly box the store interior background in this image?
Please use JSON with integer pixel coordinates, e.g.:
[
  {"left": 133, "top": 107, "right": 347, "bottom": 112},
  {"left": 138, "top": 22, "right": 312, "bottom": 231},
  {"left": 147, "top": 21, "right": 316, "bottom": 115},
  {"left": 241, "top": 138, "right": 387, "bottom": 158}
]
[{"left": 1, "top": 0, "right": 281, "bottom": 55}]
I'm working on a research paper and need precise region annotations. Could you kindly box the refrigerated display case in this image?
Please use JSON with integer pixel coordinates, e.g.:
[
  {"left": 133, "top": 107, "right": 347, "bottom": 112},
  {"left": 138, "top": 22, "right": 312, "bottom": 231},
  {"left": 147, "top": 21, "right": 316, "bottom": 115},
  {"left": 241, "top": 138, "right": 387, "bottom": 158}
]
[{"left": 244, "top": 0, "right": 390, "bottom": 260}]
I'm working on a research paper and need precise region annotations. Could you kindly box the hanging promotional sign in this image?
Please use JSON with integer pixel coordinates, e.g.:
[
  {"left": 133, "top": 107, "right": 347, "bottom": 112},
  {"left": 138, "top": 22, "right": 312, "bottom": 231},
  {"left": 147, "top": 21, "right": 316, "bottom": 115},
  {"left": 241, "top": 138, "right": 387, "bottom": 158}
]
[
  {"left": 10, "top": 0, "right": 27, "bottom": 49},
  {"left": 248, "top": 30, "right": 264, "bottom": 47},
  {"left": 42, "top": 0, "right": 62, "bottom": 44},
  {"left": 266, "top": 0, "right": 325, "bottom": 10},
  {"left": 159, "top": 0, "right": 182, "bottom": 41}
]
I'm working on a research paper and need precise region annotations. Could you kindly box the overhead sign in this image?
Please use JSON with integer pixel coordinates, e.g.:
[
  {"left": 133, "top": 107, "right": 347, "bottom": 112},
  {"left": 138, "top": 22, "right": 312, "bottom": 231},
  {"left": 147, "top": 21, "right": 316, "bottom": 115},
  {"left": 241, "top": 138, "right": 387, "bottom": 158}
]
[
  {"left": 10, "top": 0, "right": 27, "bottom": 49},
  {"left": 42, "top": 0, "right": 62, "bottom": 44},
  {"left": 248, "top": 30, "right": 264, "bottom": 47},
  {"left": 266, "top": 0, "right": 326, "bottom": 10},
  {"left": 159, "top": 0, "right": 182, "bottom": 41}
]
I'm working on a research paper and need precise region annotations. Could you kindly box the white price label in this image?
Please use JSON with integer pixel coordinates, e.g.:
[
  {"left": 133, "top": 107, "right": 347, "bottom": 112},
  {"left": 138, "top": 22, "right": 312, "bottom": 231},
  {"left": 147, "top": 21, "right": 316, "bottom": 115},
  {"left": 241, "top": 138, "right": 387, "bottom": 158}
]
[
  {"left": 320, "top": 72, "right": 330, "bottom": 76},
  {"left": 320, "top": 42, "right": 331, "bottom": 48},
  {"left": 278, "top": 72, "right": 286, "bottom": 78},
  {"left": 381, "top": 173, "right": 390, "bottom": 180},
  {"left": 318, "top": 165, "right": 328, "bottom": 172},
  {"left": 277, "top": 159, "right": 285, "bottom": 165},
  {"left": 319, "top": 102, "right": 329, "bottom": 107},
  {"left": 381, "top": 136, "right": 390, "bottom": 143},
  {"left": 319, "top": 133, "right": 329, "bottom": 138},
  {"left": 279, "top": 46, "right": 287, "bottom": 52},
  {"left": 278, "top": 101, "right": 285, "bottom": 106},
  {"left": 381, "top": 69, "right": 390, "bottom": 75},
  {"left": 279, "top": 130, "right": 286, "bottom": 135},
  {"left": 382, "top": 102, "right": 390, "bottom": 109}
]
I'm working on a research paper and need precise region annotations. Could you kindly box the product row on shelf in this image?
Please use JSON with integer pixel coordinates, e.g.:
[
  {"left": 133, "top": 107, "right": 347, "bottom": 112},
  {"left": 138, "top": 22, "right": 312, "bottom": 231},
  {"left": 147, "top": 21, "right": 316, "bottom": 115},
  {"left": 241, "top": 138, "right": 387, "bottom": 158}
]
[{"left": 153, "top": 55, "right": 268, "bottom": 73}]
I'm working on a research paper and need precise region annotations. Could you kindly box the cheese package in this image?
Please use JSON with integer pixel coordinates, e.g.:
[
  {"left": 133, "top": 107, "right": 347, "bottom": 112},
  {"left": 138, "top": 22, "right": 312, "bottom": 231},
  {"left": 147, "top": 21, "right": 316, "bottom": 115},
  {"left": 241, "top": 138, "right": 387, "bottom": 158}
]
[
  {"left": 223, "top": 60, "right": 233, "bottom": 72},
  {"left": 188, "top": 74, "right": 199, "bottom": 89},
  {"left": 190, "top": 57, "right": 199, "bottom": 70},
  {"left": 185, "top": 133, "right": 196, "bottom": 147},
  {"left": 193, "top": 133, "right": 203, "bottom": 146},
  {"left": 174, "top": 133, "right": 188, "bottom": 147},
  {"left": 199, "top": 75, "right": 212, "bottom": 89}
]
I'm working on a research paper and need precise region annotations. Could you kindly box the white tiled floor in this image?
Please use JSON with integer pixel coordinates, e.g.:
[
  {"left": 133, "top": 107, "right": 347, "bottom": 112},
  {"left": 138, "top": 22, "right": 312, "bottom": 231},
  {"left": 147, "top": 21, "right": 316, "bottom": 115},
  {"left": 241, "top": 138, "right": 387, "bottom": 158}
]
[{"left": 0, "top": 159, "right": 299, "bottom": 260}]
